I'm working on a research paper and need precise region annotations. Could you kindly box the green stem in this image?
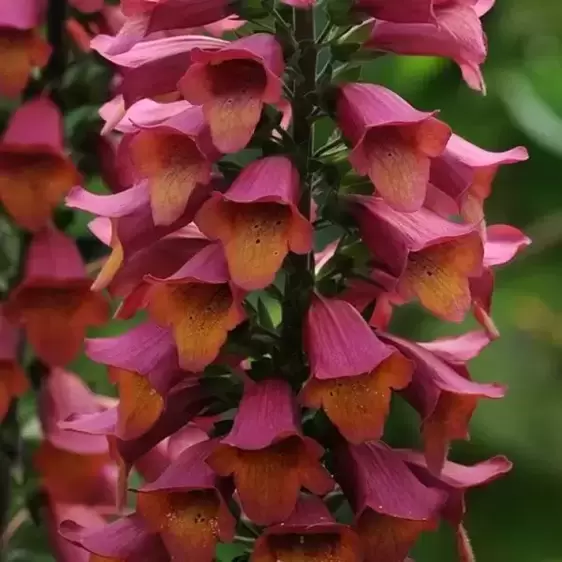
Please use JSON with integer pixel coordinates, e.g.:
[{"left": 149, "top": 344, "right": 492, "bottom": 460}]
[{"left": 280, "top": 8, "right": 317, "bottom": 384}]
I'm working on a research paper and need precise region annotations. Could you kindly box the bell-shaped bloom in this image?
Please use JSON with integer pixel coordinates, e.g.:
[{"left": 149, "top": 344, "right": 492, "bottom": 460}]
[
  {"left": 66, "top": 177, "right": 211, "bottom": 294},
  {"left": 367, "top": 0, "right": 495, "bottom": 92},
  {"left": 301, "top": 349, "right": 413, "bottom": 444},
  {"left": 92, "top": 34, "right": 227, "bottom": 105},
  {"left": 0, "top": 311, "right": 27, "bottom": 422},
  {"left": 335, "top": 441, "right": 445, "bottom": 562},
  {"left": 146, "top": 242, "right": 246, "bottom": 371},
  {"left": 304, "top": 294, "right": 394, "bottom": 380},
  {"left": 207, "top": 379, "right": 334, "bottom": 525},
  {"left": 0, "top": 98, "right": 81, "bottom": 231},
  {"left": 179, "top": 34, "right": 285, "bottom": 153},
  {"left": 85, "top": 320, "right": 194, "bottom": 440},
  {"left": 252, "top": 495, "right": 361, "bottom": 562},
  {"left": 61, "top": 379, "right": 208, "bottom": 506},
  {"left": 379, "top": 332, "right": 505, "bottom": 474},
  {"left": 429, "top": 134, "right": 529, "bottom": 226},
  {"left": 470, "top": 224, "right": 531, "bottom": 338},
  {"left": 35, "top": 370, "right": 118, "bottom": 508},
  {"left": 123, "top": 0, "right": 238, "bottom": 34},
  {"left": 354, "top": 0, "right": 435, "bottom": 23},
  {"left": 128, "top": 103, "right": 217, "bottom": 225},
  {"left": 196, "top": 157, "right": 313, "bottom": 290},
  {"left": 350, "top": 196, "right": 484, "bottom": 322},
  {"left": 337, "top": 83, "right": 451, "bottom": 212},
  {"left": 46, "top": 504, "right": 106, "bottom": 562},
  {"left": 5, "top": 228, "right": 110, "bottom": 366},
  {"left": 0, "top": 1, "right": 50, "bottom": 97},
  {"left": 60, "top": 512, "right": 170, "bottom": 561},
  {"left": 399, "top": 450, "right": 512, "bottom": 560},
  {"left": 136, "top": 439, "right": 235, "bottom": 560}
]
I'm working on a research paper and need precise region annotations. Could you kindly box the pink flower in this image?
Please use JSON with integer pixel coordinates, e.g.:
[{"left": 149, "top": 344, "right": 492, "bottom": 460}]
[
  {"left": 136, "top": 439, "right": 235, "bottom": 560},
  {"left": 349, "top": 196, "right": 484, "bottom": 322},
  {"left": 5, "top": 228, "right": 110, "bottom": 366},
  {"left": 367, "top": 0, "right": 496, "bottom": 92},
  {"left": 145, "top": 242, "right": 246, "bottom": 371},
  {"left": 429, "top": 133, "right": 529, "bottom": 226},
  {"left": 179, "top": 34, "right": 285, "bottom": 153},
  {"left": 337, "top": 83, "right": 451, "bottom": 212},
  {"left": 127, "top": 103, "right": 217, "bottom": 225},
  {"left": 251, "top": 495, "right": 361, "bottom": 562},
  {"left": 379, "top": 332, "right": 505, "bottom": 473},
  {"left": 354, "top": 0, "right": 435, "bottom": 23},
  {"left": 35, "top": 369, "right": 118, "bottom": 509},
  {"left": 196, "top": 157, "right": 313, "bottom": 290},
  {"left": 0, "top": 0, "right": 50, "bottom": 97},
  {"left": 399, "top": 450, "right": 512, "bottom": 560},
  {"left": 335, "top": 441, "right": 446, "bottom": 562},
  {"left": 0, "top": 98, "right": 81, "bottom": 231},
  {"left": 470, "top": 224, "right": 531, "bottom": 338},
  {"left": 207, "top": 379, "right": 334, "bottom": 525},
  {"left": 59, "top": 512, "right": 169, "bottom": 561}
]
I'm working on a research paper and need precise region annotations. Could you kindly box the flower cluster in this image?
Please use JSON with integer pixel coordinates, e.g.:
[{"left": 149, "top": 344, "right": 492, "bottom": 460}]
[{"left": 0, "top": 0, "right": 531, "bottom": 561}]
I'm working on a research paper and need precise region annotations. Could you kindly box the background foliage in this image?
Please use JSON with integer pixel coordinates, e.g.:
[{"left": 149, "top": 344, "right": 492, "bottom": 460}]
[{"left": 2, "top": 0, "right": 562, "bottom": 560}]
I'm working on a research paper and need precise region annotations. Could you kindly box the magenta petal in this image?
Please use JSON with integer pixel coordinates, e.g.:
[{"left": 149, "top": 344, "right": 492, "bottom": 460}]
[
  {"left": 60, "top": 513, "right": 169, "bottom": 561},
  {"left": 148, "top": 241, "right": 230, "bottom": 285},
  {"left": 65, "top": 182, "right": 150, "bottom": 218},
  {"left": 484, "top": 224, "right": 531, "bottom": 267},
  {"left": 222, "top": 379, "right": 300, "bottom": 450},
  {"left": 86, "top": 321, "right": 190, "bottom": 394},
  {"left": 419, "top": 331, "right": 492, "bottom": 365},
  {"left": 336, "top": 441, "right": 445, "bottom": 520},
  {"left": 399, "top": 450, "right": 511, "bottom": 524},
  {"left": 350, "top": 195, "right": 476, "bottom": 278},
  {"left": 111, "top": 99, "right": 192, "bottom": 134},
  {"left": 222, "top": 156, "right": 300, "bottom": 206},
  {"left": 305, "top": 294, "right": 393, "bottom": 380},
  {"left": 59, "top": 406, "right": 118, "bottom": 436},
  {"left": 0, "top": 0, "right": 44, "bottom": 29},
  {"left": 139, "top": 439, "right": 217, "bottom": 492},
  {"left": 168, "top": 423, "right": 209, "bottom": 459},
  {"left": 355, "top": 0, "right": 434, "bottom": 23},
  {"left": 21, "top": 227, "right": 87, "bottom": 284},
  {"left": 2, "top": 98, "right": 63, "bottom": 151},
  {"left": 40, "top": 369, "right": 108, "bottom": 454}
]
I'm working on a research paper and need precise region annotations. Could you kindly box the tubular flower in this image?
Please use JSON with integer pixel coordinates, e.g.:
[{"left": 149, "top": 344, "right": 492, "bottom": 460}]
[
  {"left": 0, "top": 310, "right": 27, "bottom": 422},
  {"left": 146, "top": 242, "right": 246, "bottom": 371},
  {"left": 301, "top": 294, "right": 412, "bottom": 443},
  {"left": 59, "top": 513, "right": 170, "bottom": 561},
  {"left": 34, "top": 369, "right": 118, "bottom": 508},
  {"left": 251, "top": 495, "right": 362, "bottom": 562},
  {"left": 207, "top": 379, "right": 334, "bottom": 525},
  {"left": 0, "top": 98, "right": 81, "bottom": 231},
  {"left": 335, "top": 441, "right": 445, "bottom": 562},
  {"left": 179, "top": 33, "right": 285, "bottom": 153},
  {"left": 196, "top": 156, "right": 313, "bottom": 290},
  {"left": 337, "top": 83, "right": 451, "bottom": 212},
  {"left": 367, "top": 0, "right": 495, "bottom": 92},
  {"left": 5, "top": 228, "right": 110, "bottom": 366},
  {"left": 127, "top": 103, "right": 217, "bottom": 226},
  {"left": 0, "top": 0, "right": 50, "bottom": 97},
  {"left": 136, "top": 439, "right": 235, "bottom": 560},
  {"left": 65, "top": 175, "right": 212, "bottom": 294},
  {"left": 353, "top": 0, "right": 435, "bottom": 23},
  {"left": 122, "top": 0, "right": 239, "bottom": 34},
  {"left": 399, "top": 450, "right": 512, "bottom": 560},
  {"left": 349, "top": 196, "right": 484, "bottom": 322},
  {"left": 379, "top": 332, "right": 505, "bottom": 474},
  {"left": 470, "top": 224, "right": 531, "bottom": 338},
  {"left": 429, "top": 134, "right": 529, "bottom": 227}
]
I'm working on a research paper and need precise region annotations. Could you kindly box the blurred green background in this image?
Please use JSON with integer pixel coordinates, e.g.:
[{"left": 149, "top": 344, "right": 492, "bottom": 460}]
[{"left": 5, "top": 0, "right": 562, "bottom": 560}]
